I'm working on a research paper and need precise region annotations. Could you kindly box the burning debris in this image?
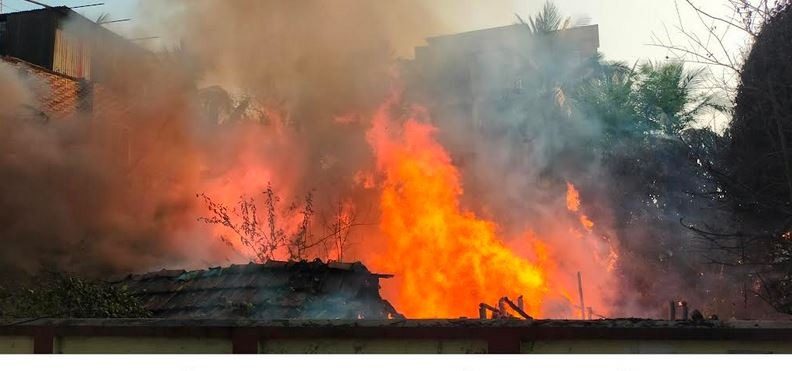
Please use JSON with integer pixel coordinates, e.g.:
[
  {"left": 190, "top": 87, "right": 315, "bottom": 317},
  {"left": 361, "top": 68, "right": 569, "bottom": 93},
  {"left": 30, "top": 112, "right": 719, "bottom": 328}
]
[{"left": 479, "top": 296, "right": 533, "bottom": 320}]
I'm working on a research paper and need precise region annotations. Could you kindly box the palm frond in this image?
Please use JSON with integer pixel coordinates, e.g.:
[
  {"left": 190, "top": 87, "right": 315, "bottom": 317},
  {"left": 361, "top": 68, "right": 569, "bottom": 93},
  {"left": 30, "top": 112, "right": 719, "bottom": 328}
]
[{"left": 525, "top": 1, "right": 572, "bottom": 34}]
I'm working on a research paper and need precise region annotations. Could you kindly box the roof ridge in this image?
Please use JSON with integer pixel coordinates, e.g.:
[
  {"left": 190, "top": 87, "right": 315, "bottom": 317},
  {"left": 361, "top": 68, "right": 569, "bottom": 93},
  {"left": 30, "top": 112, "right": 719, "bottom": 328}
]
[
  {"left": 426, "top": 23, "right": 599, "bottom": 42},
  {"left": 122, "top": 260, "right": 391, "bottom": 281}
]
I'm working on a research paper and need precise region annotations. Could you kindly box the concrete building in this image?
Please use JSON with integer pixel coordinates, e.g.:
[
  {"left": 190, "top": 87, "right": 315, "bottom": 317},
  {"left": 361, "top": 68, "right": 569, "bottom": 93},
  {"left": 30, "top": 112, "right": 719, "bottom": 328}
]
[{"left": 406, "top": 24, "right": 599, "bottom": 130}]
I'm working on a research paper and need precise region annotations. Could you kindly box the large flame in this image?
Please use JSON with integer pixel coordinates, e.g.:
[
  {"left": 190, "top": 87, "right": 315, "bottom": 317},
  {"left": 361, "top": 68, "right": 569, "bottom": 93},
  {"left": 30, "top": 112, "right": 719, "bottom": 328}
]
[
  {"left": 366, "top": 102, "right": 572, "bottom": 318},
  {"left": 196, "top": 96, "right": 619, "bottom": 319}
]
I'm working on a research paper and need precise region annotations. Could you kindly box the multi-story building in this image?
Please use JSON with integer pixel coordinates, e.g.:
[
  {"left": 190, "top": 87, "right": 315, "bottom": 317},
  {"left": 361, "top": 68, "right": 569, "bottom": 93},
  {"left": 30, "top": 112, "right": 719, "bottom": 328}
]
[{"left": 406, "top": 24, "right": 600, "bottom": 130}]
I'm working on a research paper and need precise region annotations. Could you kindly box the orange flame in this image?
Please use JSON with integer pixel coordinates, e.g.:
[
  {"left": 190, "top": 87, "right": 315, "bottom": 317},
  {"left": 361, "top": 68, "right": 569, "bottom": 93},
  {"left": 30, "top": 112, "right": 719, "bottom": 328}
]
[
  {"left": 201, "top": 96, "right": 621, "bottom": 318},
  {"left": 579, "top": 214, "right": 594, "bottom": 231},
  {"left": 366, "top": 103, "right": 568, "bottom": 318},
  {"left": 566, "top": 182, "right": 581, "bottom": 212},
  {"left": 565, "top": 182, "right": 618, "bottom": 274},
  {"left": 567, "top": 182, "right": 595, "bottom": 232}
]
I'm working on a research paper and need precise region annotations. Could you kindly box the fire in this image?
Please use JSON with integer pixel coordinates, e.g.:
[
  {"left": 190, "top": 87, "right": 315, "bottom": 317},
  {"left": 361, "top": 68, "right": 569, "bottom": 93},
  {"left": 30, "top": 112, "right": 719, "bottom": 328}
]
[
  {"left": 565, "top": 182, "right": 618, "bottom": 273},
  {"left": 367, "top": 102, "right": 563, "bottom": 318},
  {"left": 196, "top": 95, "right": 620, "bottom": 319},
  {"left": 579, "top": 214, "right": 594, "bottom": 231},
  {"left": 567, "top": 182, "right": 594, "bottom": 232},
  {"left": 566, "top": 182, "right": 581, "bottom": 212}
]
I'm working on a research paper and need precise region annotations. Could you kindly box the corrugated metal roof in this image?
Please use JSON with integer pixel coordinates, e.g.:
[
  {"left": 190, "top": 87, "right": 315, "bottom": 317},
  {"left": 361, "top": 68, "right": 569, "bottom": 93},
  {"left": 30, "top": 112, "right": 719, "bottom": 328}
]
[{"left": 112, "top": 260, "right": 402, "bottom": 320}]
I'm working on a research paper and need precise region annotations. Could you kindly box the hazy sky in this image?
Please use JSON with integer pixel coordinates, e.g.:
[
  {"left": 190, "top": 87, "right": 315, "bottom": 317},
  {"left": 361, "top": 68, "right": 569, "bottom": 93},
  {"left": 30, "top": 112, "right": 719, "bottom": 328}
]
[
  {"left": 1, "top": 0, "right": 751, "bottom": 65},
  {"left": 428, "top": 0, "right": 751, "bottom": 64}
]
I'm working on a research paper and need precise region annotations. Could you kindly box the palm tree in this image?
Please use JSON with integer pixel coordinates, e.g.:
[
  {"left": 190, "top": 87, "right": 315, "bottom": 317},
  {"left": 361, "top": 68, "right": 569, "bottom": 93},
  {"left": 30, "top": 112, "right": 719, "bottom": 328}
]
[
  {"left": 577, "top": 60, "right": 723, "bottom": 139},
  {"left": 634, "top": 62, "right": 720, "bottom": 136},
  {"left": 513, "top": 1, "right": 597, "bottom": 117},
  {"left": 576, "top": 60, "right": 642, "bottom": 140},
  {"left": 517, "top": 1, "right": 571, "bottom": 34},
  {"left": 509, "top": 2, "right": 575, "bottom": 122}
]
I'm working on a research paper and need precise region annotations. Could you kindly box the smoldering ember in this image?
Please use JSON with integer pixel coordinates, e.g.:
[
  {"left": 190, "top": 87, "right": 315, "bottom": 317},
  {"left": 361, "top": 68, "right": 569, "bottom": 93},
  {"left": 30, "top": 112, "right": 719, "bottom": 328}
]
[{"left": 2, "top": 0, "right": 792, "bottom": 355}]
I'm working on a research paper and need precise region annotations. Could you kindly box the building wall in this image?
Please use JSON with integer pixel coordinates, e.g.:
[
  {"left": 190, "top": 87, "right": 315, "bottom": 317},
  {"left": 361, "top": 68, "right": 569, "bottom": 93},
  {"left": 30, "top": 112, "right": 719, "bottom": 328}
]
[
  {"left": 0, "top": 10, "right": 57, "bottom": 70},
  {"left": 2, "top": 319, "right": 791, "bottom": 354},
  {"left": 53, "top": 336, "right": 232, "bottom": 354},
  {"left": 260, "top": 338, "right": 487, "bottom": 354},
  {"left": 2, "top": 335, "right": 792, "bottom": 354},
  {"left": 522, "top": 340, "right": 792, "bottom": 354},
  {"left": 406, "top": 24, "right": 599, "bottom": 132},
  {"left": 53, "top": 27, "right": 92, "bottom": 80},
  {"left": 1, "top": 7, "right": 148, "bottom": 82},
  {"left": 0, "top": 336, "right": 34, "bottom": 354}
]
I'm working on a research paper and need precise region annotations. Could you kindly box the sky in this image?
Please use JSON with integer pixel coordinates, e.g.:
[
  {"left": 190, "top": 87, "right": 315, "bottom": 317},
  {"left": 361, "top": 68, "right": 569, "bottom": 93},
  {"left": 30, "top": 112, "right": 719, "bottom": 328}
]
[
  {"left": 0, "top": 0, "right": 141, "bottom": 37},
  {"left": 436, "top": 0, "right": 752, "bottom": 65},
  {"left": 0, "top": 0, "right": 752, "bottom": 68}
]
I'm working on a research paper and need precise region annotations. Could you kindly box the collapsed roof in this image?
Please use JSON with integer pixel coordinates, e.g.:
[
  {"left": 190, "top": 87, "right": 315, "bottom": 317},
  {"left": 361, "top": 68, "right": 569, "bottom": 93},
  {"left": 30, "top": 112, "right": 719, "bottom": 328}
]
[{"left": 111, "top": 260, "right": 402, "bottom": 320}]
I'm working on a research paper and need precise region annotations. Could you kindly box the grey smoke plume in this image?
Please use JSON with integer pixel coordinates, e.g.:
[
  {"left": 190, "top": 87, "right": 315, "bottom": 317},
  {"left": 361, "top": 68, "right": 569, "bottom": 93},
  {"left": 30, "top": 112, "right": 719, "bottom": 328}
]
[{"left": 0, "top": 0, "right": 765, "bottom": 319}]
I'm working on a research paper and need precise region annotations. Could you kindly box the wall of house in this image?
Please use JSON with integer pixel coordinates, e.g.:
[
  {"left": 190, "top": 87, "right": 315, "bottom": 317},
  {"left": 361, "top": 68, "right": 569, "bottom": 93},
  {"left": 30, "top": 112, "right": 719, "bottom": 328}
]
[
  {"left": 521, "top": 340, "right": 792, "bottom": 354},
  {"left": 259, "top": 338, "right": 488, "bottom": 354},
  {"left": 0, "top": 10, "right": 57, "bottom": 70},
  {"left": 0, "top": 336, "right": 34, "bottom": 354},
  {"left": 53, "top": 336, "right": 232, "bottom": 354},
  {"left": 2, "top": 335, "right": 792, "bottom": 354},
  {"left": 53, "top": 27, "right": 92, "bottom": 80}
]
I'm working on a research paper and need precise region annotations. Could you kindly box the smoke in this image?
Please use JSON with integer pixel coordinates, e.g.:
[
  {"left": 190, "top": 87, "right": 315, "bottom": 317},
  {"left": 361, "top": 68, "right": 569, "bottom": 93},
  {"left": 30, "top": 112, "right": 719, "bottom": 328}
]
[
  {"left": 0, "top": 0, "right": 764, "bottom": 318},
  {"left": 0, "top": 63, "right": 33, "bottom": 112},
  {"left": 0, "top": 0, "right": 459, "bottom": 278},
  {"left": 2, "top": 58, "right": 208, "bottom": 278}
]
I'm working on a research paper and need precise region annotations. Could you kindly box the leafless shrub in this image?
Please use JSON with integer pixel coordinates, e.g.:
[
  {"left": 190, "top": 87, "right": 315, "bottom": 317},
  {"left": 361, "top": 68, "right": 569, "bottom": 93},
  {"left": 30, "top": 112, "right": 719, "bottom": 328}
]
[
  {"left": 320, "top": 199, "right": 359, "bottom": 262},
  {"left": 198, "top": 183, "right": 365, "bottom": 262},
  {"left": 650, "top": 0, "right": 790, "bottom": 106},
  {"left": 288, "top": 191, "right": 314, "bottom": 260}
]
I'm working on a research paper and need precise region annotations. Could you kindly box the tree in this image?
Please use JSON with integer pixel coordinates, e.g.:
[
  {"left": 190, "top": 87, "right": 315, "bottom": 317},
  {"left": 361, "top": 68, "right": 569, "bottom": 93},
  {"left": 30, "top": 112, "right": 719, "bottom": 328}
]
[
  {"left": 518, "top": 1, "right": 572, "bottom": 34},
  {"left": 576, "top": 60, "right": 721, "bottom": 139},
  {"left": 635, "top": 62, "right": 720, "bottom": 136},
  {"left": 650, "top": 0, "right": 791, "bottom": 108},
  {"left": 198, "top": 184, "right": 364, "bottom": 262},
  {"left": 515, "top": 1, "right": 595, "bottom": 118},
  {"left": 575, "top": 58, "right": 732, "bottom": 315},
  {"left": 689, "top": 2, "right": 792, "bottom": 315}
]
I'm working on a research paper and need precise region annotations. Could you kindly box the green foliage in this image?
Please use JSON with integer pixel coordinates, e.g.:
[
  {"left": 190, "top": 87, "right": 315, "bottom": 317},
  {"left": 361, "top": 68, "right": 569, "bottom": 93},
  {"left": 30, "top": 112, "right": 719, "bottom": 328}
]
[
  {"left": 577, "top": 60, "right": 722, "bottom": 140},
  {"left": 634, "top": 63, "right": 715, "bottom": 135},
  {"left": 0, "top": 272, "right": 150, "bottom": 319},
  {"left": 574, "top": 56, "right": 731, "bottom": 314},
  {"left": 524, "top": 1, "right": 571, "bottom": 34},
  {"left": 576, "top": 61, "right": 641, "bottom": 139}
]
